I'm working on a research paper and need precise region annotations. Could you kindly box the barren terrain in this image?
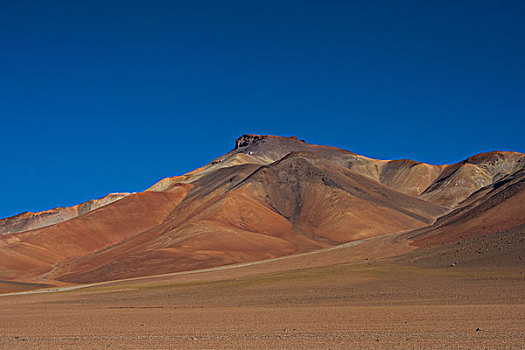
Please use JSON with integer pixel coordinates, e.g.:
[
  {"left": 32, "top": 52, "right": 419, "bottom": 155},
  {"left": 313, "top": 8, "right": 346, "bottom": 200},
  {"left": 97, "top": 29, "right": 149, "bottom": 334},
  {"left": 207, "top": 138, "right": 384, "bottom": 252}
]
[
  {"left": 1, "top": 225, "right": 524, "bottom": 349},
  {"left": 0, "top": 135, "right": 523, "bottom": 348}
]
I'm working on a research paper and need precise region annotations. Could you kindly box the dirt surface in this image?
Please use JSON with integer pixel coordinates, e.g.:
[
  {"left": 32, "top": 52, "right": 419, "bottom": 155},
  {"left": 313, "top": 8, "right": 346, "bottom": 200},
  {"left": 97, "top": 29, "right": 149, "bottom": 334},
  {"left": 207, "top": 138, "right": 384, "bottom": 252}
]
[
  {"left": 0, "top": 280, "right": 52, "bottom": 294},
  {"left": 1, "top": 253, "right": 523, "bottom": 349},
  {"left": 398, "top": 225, "right": 525, "bottom": 269}
]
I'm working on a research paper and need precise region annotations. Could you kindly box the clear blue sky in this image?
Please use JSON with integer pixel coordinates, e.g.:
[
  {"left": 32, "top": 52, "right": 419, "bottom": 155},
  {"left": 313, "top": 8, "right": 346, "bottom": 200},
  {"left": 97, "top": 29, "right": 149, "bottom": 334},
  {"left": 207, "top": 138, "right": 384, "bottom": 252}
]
[{"left": 1, "top": 0, "right": 524, "bottom": 218}]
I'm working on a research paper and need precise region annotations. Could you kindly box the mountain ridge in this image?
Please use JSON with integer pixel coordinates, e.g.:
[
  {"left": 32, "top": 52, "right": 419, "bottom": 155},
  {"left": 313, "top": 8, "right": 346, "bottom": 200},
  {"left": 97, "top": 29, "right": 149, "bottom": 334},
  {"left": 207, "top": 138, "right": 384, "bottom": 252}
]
[
  {"left": 0, "top": 134, "right": 523, "bottom": 286},
  {"left": 0, "top": 193, "right": 130, "bottom": 235}
]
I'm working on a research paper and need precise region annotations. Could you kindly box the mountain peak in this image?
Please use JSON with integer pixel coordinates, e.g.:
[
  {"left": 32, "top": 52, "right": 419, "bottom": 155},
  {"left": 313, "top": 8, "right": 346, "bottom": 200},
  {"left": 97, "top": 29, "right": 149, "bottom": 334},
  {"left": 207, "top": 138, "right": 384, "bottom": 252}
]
[{"left": 235, "top": 134, "right": 303, "bottom": 149}]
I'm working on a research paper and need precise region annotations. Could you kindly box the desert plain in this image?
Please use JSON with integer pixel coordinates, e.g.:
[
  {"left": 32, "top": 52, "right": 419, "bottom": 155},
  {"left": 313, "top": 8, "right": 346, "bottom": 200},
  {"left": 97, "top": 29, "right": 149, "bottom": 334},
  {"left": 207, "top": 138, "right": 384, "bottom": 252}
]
[{"left": 1, "top": 226, "right": 524, "bottom": 349}]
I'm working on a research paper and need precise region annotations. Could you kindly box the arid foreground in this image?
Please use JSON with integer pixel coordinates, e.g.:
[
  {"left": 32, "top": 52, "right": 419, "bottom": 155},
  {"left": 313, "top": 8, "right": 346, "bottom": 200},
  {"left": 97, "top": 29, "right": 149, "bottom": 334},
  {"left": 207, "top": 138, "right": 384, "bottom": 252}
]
[{"left": 1, "top": 230, "right": 523, "bottom": 349}]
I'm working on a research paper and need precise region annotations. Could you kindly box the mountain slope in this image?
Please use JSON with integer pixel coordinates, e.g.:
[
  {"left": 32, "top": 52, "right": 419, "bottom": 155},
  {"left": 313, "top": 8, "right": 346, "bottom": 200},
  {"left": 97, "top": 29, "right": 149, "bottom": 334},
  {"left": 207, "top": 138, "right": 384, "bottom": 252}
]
[
  {"left": 403, "top": 168, "right": 525, "bottom": 247},
  {"left": 153, "top": 135, "right": 523, "bottom": 208},
  {"left": 0, "top": 135, "right": 522, "bottom": 286},
  {"left": 49, "top": 153, "right": 448, "bottom": 283},
  {"left": 0, "top": 193, "right": 130, "bottom": 235},
  {"left": 418, "top": 151, "right": 524, "bottom": 207},
  {"left": 0, "top": 188, "right": 189, "bottom": 281}
]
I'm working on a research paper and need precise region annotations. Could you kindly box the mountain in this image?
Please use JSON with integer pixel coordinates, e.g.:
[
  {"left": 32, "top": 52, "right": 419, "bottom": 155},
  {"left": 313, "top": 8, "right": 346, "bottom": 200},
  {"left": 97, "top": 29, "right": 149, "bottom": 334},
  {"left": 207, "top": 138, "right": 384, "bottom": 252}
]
[
  {"left": 0, "top": 135, "right": 523, "bottom": 285},
  {"left": 0, "top": 193, "right": 130, "bottom": 235},
  {"left": 403, "top": 167, "right": 525, "bottom": 247}
]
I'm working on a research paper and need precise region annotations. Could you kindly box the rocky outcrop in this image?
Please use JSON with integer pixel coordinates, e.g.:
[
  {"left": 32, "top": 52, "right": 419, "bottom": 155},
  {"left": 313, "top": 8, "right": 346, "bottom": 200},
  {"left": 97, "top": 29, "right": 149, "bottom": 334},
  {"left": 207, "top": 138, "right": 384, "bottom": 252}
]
[
  {"left": 235, "top": 135, "right": 266, "bottom": 149},
  {"left": 235, "top": 134, "right": 304, "bottom": 149}
]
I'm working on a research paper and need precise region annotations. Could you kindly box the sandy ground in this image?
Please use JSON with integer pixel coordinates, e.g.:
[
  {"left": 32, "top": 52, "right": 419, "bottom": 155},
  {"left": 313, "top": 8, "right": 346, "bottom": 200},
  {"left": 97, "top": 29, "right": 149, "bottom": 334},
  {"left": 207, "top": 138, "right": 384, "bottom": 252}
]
[{"left": 1, "top": 254, "right": 524, "bottom": 349}]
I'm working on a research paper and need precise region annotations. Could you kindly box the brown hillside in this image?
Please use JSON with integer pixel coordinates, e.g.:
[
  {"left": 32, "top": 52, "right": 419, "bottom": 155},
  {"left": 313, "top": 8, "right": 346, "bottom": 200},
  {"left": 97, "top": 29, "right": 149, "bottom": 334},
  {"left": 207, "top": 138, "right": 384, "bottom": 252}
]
[{"left": 0, "top": 135, "right": 522, "bottom": 286}]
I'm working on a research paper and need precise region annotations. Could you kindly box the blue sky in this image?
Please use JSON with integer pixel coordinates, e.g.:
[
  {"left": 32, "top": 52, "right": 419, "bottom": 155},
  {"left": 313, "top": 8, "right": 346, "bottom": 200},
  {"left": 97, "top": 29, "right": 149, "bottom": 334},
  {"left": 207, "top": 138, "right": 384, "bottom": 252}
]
[{"left": 1, "top": 0, "right": 524, "bottom": 218}]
